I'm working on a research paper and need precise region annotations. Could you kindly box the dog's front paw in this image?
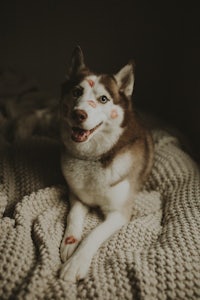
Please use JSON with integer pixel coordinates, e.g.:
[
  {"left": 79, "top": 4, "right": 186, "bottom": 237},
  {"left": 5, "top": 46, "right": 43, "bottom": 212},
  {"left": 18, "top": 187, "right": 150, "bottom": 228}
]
[
  {"left": 60, "top": 235, "right": 79, "bottom": 262},
  {"left": 60, "top": 251, "right": 91, "bottom": 282}
]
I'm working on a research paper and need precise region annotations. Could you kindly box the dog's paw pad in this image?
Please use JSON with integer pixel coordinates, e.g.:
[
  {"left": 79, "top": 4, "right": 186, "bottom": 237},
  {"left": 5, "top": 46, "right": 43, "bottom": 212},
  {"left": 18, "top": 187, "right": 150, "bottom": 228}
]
[
  {"left": 65, "top": 235, "right": 77, "bottom": 244},
  {"left": 60, "top": 236, "right": 79, "bottom": 261}
]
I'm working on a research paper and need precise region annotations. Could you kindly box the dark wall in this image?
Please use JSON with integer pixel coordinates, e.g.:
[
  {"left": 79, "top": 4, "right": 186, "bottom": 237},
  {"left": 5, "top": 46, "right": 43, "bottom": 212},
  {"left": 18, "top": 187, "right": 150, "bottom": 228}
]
[{"left": 0, "top": 1, "right": 199, "bottom": 160}]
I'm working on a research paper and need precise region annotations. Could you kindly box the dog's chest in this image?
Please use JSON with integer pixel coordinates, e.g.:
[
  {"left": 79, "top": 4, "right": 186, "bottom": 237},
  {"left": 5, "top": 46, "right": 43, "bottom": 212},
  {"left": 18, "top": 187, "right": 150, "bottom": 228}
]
[
  {"left": 62, "top": 156, "right": 109, "bottom": 195},
  {"left": 61, "top": 152, "right": 132, "bottom": 210}
]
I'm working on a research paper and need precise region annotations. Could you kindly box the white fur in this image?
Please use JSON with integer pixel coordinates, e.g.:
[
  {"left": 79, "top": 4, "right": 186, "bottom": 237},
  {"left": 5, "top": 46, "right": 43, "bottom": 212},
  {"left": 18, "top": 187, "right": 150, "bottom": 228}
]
[
  {"left": 60, "top": 74, "right": 137, "bottom": 282},
  {"left": 60, "top": 198, "right": 88, "bottom": 261},
  {"left": 60, "top": 210, "right": 126, "bottom": 281},
  {"left": 61, "top": 151, "right": 133, "bottom": 210},
  {"left": 61, "top": 76, "right": 125, "bottom": 159},
  {"left": 74, "top": 76, "right": 124, "bottom": 132}
]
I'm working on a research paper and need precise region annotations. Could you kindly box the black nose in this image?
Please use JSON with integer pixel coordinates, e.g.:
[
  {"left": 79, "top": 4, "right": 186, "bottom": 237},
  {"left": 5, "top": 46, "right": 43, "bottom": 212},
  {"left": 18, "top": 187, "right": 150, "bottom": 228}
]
[{"left": 72, "top": 109, "right": 88, "bottom": 123}]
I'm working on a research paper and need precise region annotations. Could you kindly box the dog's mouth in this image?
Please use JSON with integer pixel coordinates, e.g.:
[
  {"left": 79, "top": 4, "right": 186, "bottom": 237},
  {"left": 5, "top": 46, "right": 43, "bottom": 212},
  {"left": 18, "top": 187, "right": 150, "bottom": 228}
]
[{"left": 71, "top": 122, "right": 102, "bottom": 143}]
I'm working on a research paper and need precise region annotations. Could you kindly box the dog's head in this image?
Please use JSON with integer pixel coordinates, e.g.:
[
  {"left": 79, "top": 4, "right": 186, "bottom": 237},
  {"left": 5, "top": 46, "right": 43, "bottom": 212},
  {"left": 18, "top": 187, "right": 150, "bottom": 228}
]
[{"left": 61, "top": 46, "right": 135, "bottom": 158}]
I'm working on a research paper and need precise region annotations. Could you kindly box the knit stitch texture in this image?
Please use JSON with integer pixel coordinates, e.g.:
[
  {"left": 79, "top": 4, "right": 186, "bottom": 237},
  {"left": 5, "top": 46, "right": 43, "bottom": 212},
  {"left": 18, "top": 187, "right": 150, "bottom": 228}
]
[{"left": 0, "top": 131, "right": 200, "bottom": 299}]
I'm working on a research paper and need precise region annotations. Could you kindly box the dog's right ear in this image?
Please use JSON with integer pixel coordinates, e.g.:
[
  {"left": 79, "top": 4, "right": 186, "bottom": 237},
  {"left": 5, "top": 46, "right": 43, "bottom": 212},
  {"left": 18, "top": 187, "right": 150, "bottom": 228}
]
[{"left": 67, "top": 46, "right": 86, "bottom": 79}]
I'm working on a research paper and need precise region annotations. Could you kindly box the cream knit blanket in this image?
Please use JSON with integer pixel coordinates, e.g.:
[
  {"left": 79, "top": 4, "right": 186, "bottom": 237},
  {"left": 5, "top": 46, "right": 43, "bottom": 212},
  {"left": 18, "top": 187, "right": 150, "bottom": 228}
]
[{"left": 0, "top": 130, "right": 200, "bottom": 300}]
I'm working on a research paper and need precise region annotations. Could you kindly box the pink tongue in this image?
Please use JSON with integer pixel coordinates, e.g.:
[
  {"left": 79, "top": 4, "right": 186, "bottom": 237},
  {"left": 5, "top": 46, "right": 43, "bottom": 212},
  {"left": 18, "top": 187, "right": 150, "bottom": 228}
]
[{"left": 71, "top": 127, "right": 90, "bottom": 142}]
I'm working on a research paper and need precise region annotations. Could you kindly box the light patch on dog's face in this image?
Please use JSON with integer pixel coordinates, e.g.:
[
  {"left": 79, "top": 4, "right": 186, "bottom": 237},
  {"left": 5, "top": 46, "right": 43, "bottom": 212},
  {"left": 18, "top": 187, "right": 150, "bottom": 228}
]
[
  {"left": 110, "top": 109, "right": 118, "bottom": 119},
  {"left": 87, "top": 100, "right": 97, "bottom": 108},
  {"left": 86, "top": 78, "right": 95, "bottom": 88}
]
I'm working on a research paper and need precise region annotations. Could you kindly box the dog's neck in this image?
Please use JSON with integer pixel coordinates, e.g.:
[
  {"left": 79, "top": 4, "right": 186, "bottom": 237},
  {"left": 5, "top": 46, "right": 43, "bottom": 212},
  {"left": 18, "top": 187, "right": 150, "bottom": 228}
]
[{"left": 62, "top": 124, "right": 124, "bottom": 162}]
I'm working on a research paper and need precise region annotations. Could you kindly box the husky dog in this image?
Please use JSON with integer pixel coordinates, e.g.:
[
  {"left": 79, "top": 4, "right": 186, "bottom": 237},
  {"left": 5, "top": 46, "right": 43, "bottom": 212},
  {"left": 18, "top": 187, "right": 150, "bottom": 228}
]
[{"left": 60, "top": 46, "right": 154, "bottom": 282}]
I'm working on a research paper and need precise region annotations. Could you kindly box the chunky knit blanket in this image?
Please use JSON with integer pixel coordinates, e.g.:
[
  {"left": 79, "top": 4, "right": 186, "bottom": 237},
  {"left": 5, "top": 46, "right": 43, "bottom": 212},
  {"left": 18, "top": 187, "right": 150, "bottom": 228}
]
[{"left": 0, "top": 129, "right": 200, "bottom": 300}]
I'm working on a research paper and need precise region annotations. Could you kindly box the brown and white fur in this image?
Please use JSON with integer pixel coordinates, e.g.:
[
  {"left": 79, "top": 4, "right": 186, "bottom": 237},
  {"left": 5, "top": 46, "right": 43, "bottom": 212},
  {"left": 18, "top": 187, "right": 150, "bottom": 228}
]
[{"left": 59, "top": 46, "right": 154, "bottom": 282}]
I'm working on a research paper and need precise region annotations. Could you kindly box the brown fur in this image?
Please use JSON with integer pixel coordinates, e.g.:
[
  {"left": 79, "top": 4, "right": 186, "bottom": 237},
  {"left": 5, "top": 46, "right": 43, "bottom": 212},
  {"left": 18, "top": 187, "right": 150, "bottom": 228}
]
[
  {"left": 97, "top": 71, "right": 154, "bottom": 187},
  {"left": 100, "top": 118, "right": 153, "bottom": 186}
]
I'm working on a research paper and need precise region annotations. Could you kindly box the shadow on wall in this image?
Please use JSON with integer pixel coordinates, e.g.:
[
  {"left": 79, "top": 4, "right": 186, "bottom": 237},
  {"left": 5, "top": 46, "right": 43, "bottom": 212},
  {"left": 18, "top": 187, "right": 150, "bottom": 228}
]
[{"left": 0, "top": 1, "right": 199, "bottom": 161}]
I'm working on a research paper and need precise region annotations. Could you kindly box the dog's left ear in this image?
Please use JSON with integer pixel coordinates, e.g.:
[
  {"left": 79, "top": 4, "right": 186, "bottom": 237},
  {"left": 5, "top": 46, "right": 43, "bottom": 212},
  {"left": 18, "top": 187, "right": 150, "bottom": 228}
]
[
  {"left": 67, "top": 46, "right": 86, "bottom": 78},
  {"left": 114, "top": 62, "right": 135, "bottom": 98}
]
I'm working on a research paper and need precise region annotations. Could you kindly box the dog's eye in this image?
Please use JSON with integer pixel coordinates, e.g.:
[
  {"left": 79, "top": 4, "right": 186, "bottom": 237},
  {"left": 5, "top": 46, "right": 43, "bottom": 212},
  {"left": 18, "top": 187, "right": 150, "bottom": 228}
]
[
  {"left": 72, "top": 87, "right": 82, "bottom": 98},
  {"left": 99, "top": 95, "right": 109, "bottom": 104}
]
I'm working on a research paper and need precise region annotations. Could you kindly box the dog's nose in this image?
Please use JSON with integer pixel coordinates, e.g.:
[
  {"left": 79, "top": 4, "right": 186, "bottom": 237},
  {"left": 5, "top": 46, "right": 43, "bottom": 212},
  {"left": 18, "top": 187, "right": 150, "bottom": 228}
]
[{"left": 72, "top": 109, "right": 88, "bottom": 123}]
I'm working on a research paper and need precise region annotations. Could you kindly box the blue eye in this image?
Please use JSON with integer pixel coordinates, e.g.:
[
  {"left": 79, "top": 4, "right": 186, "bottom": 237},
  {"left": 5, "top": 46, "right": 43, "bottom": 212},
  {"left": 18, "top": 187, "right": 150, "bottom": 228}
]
[{"left": 99, "top": 95, "right": 109, "bottom": 104}]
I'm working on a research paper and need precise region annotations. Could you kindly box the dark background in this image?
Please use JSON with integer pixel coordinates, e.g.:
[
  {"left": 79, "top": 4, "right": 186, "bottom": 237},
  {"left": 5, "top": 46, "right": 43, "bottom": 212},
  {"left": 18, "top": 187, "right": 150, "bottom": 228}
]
[{"left": 0, "top": 1, "right": 199, "bottom": 161}]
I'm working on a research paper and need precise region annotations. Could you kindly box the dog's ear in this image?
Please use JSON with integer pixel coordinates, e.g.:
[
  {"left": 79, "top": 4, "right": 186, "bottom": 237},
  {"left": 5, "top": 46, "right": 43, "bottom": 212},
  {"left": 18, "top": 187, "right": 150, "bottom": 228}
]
[
  {"left": 67, "top": 46, "right": 86, "bottom": 78},
  {"left": 114, "top": 61, "right": 135, "bottom": 98}
]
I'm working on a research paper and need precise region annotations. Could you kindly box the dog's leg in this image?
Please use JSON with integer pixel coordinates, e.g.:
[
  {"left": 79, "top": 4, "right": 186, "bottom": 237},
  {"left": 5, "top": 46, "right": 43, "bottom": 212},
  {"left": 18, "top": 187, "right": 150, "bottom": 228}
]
[
  {"left": 60, "top": 210, "right": 127, "bottom": 282},
  {"left": 60, "top": 196, "right": 89, "bottom": 262}
]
